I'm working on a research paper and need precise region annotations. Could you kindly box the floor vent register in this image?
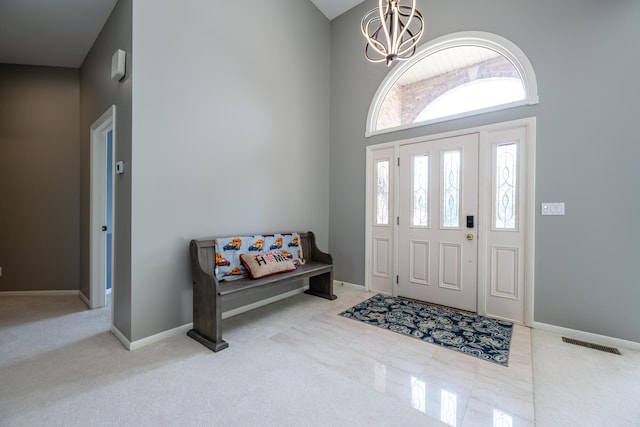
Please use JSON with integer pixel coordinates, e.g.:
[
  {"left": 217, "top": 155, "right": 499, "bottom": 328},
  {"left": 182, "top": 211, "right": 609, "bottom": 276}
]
[{"left": 561, "top": 337, "right": 621, "bottom": 355}]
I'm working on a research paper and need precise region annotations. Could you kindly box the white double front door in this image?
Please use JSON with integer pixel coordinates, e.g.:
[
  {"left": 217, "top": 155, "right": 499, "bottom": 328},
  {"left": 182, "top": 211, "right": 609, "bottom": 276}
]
[
  {"left": 367, "top": 121, "right": 532, "bottom": 323},
  {"left": 398, "top": 133, "right": 479, "bottom": 312}
]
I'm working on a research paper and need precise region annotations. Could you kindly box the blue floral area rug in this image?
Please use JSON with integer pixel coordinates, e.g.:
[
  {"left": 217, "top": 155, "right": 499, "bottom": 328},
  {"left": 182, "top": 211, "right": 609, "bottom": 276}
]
[{"left": 339, "top": 294, "right": 513, "bottom": 366}]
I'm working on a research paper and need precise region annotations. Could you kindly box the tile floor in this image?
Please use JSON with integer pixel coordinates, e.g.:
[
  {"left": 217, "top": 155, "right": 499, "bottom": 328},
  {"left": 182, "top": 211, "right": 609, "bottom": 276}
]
[{"left": 269, "top": 286, "right": 535, "bottom": 426}]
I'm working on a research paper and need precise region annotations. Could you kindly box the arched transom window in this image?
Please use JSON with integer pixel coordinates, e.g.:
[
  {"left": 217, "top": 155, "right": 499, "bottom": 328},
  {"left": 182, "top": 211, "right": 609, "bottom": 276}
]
[{"left": 366, "top": 32, "right": 539, "bottom": 137}]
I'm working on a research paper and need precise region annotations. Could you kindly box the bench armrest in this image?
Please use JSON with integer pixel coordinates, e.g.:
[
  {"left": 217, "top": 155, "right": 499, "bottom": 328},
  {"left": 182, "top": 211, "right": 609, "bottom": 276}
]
[{"left": 306, "top": 231, "right": 332, "bottom": 265}]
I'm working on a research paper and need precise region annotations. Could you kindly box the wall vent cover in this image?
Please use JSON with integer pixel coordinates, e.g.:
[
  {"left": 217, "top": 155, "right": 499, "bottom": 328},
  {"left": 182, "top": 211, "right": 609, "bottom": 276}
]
[{"left": 562, "top": 337, "right": 621, "bottom": 355}]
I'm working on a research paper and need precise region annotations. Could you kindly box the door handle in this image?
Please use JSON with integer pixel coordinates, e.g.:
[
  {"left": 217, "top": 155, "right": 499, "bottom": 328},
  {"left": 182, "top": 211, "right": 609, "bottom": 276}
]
[
  {"left": 102, "top": 226, "right": 107, "bottom": 231},
  {"left": 466, "top": 233, "right": 474, "bottom": 241}
]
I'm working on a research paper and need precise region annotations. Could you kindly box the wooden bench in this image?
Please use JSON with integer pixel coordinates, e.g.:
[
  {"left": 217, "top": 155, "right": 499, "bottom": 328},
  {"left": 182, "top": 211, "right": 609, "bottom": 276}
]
[{"left": 188, "top": 231, "right": 336, "bottom": 352}]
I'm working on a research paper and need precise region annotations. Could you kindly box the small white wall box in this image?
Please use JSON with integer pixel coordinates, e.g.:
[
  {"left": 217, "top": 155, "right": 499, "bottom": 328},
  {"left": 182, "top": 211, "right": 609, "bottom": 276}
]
[
  {"left": 111, "top": 49, "right": 126, "bottom": 81},
  {"left": 115, "top": 161, "right": 125, "bottom": 174}
]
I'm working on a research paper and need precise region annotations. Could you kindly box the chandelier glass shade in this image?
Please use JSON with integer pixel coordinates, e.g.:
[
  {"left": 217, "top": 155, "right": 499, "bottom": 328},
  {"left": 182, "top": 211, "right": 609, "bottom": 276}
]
[{"left": 361, "top": 0, "right": 425, "bottom": 66}]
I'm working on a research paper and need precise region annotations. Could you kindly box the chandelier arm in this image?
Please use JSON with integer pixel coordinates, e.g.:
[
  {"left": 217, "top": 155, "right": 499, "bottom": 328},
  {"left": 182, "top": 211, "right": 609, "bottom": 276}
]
[
  {"left": 396, "top": 24, "right": 424, "bottom": 56},
  {"left": 392, "top": 0, "right": 417, "bottom": 53},
  {"left": 378, "top": 0, "right": 393, "bottom": 57},
  {"left": 360, "top": 8, "right": 378, "bottom": 37},
  {"left": 366, "top": 23, "right": 393, "bottom": 58},
  {"left": 395, "top": 8, "right": 423, "bottom": 55},
  {"left": 364, "top": 30, "right": 389, "bottom": 63},
  {"left": 397, "top": 2, "right": 422, "bottom": 18},
  {"left": 361, "top": 8, "right": 388, "bottom": 59},
  {"left": 396, "top": 44, "right": 417, "bottom": 60},
  {"left": 365, "top": 47, "right": 388, "bottom": 63}
]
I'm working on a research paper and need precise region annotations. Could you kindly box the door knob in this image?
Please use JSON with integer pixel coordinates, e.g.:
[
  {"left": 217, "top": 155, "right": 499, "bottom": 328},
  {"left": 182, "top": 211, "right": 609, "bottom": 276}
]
[
  {"left": 102, "top": 226, "right": 107, "bottom": 231},
  {"left": 466, "top": 233, "right": 474, "bottom": 241}
]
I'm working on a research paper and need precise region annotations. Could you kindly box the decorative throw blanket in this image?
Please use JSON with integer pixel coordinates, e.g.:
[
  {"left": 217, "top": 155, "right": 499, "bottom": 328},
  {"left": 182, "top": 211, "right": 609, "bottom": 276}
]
[{"left": 214, "top": 233, "right": 305, "bottom": 281}]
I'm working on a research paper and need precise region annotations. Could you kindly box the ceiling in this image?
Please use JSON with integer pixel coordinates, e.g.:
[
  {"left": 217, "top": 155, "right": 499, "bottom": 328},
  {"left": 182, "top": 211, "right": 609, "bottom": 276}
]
[
  {"left": 310, "top": 0, "right": 365, "bottom": 20},
  {"left": 0, "top": 0, "right": 365, "bottom": 69},
  {"left": 0, "top": 0, "right": 119, "bottom": 68}
]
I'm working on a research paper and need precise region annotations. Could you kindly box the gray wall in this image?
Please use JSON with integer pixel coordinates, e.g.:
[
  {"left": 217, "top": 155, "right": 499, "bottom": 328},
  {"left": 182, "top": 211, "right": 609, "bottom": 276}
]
[
  {"left": 79, "top": 0, "right": 132, "bottom": 338},
  {"left": 330, "top": 0, "right": 640, "bottom": 342},
  {"left": 0, "top": 65, "right": 80, "bottom": 291},
  {"left": 129, "top": 0, "right": 331, "bottom": 341}
]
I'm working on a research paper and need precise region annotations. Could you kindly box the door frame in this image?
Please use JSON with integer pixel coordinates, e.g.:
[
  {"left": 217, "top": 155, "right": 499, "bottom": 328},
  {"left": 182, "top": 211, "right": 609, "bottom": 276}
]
[
  {"left": 365, "top": 117, "right": 536, "bottom": 325},
  {"left": 89, "top": 105, "right": 116, "bottom": 314}
]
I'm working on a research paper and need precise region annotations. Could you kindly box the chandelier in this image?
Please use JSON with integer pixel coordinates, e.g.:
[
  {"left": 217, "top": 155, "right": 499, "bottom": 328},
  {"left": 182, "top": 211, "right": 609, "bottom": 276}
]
[{"left": 361, "top": 0, "right": 425, "bottom": 66}]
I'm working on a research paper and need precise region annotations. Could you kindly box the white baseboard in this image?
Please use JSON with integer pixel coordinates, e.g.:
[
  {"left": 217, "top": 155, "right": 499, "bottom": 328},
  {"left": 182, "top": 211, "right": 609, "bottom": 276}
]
[
  {"left": 128, "top": 323, "right": 193, "bottom": 351},
  {"left": 121, "top": 286, "right": 309, "bottom": 351},
  {"left": 533, "top": 321, "right": 640, "bottom": 352},
  {"left": 111, "top": 325, "right": 132, "bottom": 350},
  {"left": 79, "top": 291, "right": 91, "bottom": 308},
  {"left": 333, "top": 280, "right": 365, "bottom": 290},
  {"left": 0, "top": 290, "right": 80, "bottom": 297}
]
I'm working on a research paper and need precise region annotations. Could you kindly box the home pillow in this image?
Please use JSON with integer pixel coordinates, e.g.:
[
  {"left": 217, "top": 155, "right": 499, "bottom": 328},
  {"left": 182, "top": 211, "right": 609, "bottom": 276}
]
[{"left": 239, "top": 251, "right": 296, "bottom": 279}]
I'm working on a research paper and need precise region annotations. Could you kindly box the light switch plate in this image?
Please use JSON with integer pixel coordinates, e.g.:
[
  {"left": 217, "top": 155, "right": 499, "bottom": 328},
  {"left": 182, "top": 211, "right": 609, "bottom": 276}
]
[{"left": 541, "top": 202, "right": 565, "bottom": 215}]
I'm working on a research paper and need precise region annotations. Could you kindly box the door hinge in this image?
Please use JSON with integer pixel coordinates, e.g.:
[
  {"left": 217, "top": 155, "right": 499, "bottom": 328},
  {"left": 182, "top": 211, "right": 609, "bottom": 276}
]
[
  {"left": 396, "top": 216, "right": 399, "bottom": 225},
  {"left": 396, "top": 275, "right": 399, "bottom": 284},
  {"left": 397, "top": 157, "right": 400, "bottom": 166}
]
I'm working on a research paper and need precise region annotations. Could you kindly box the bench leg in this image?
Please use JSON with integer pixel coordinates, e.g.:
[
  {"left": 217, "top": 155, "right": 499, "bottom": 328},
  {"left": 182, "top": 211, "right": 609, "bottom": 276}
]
[
  {"left": 187, "top": 329, "right": 229, "bottom": 352},
  {"left": 305, "top": 271, "right": 337, "bottom": 300},
  {"left": 189, "top": 276, "right": 229, "bottom": 352}
]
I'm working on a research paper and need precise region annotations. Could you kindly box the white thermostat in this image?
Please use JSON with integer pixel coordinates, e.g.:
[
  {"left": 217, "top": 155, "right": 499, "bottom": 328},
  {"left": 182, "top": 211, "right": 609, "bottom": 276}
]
[{"left": 111, "top": 49, "right": 126, "bottom": 81}]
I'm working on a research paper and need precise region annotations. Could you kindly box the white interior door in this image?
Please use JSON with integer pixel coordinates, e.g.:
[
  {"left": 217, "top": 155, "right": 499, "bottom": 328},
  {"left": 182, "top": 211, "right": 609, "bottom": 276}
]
[
  {"left": 89, "top": 106, "right": 116, "bottom": 310},
  {"left": 398, "top": 133, "right": 479, "bottom": 311}
]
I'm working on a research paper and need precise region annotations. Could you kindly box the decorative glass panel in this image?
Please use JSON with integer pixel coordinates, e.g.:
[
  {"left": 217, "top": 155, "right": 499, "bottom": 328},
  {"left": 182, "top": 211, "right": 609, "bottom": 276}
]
[
  {"left": 412, "top": 154, "right": 429, "bottom": 227},
  {"left": 442, "top": 150, "right": 461, "bottom": 228},
  {"left": 376, "top": 160, "right": 390, "bottom": 225},
  {"left": 495, "top": 143, "right": 518, "bottom": 229}
]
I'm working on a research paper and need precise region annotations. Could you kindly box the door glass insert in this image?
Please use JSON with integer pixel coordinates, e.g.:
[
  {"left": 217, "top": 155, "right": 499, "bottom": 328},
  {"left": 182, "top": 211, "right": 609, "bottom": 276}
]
[
  {"left": 412, "top": 153, "right": 430, "bottom": 227},
  {"left": 376, "top": 159, "right": 390, "bottom": 225},
  {"left": 442, "top": 150, "right": 461, "bottom": 228},
  {"left": 495, "top": 142, "right": 518, "bottom": 229}
]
